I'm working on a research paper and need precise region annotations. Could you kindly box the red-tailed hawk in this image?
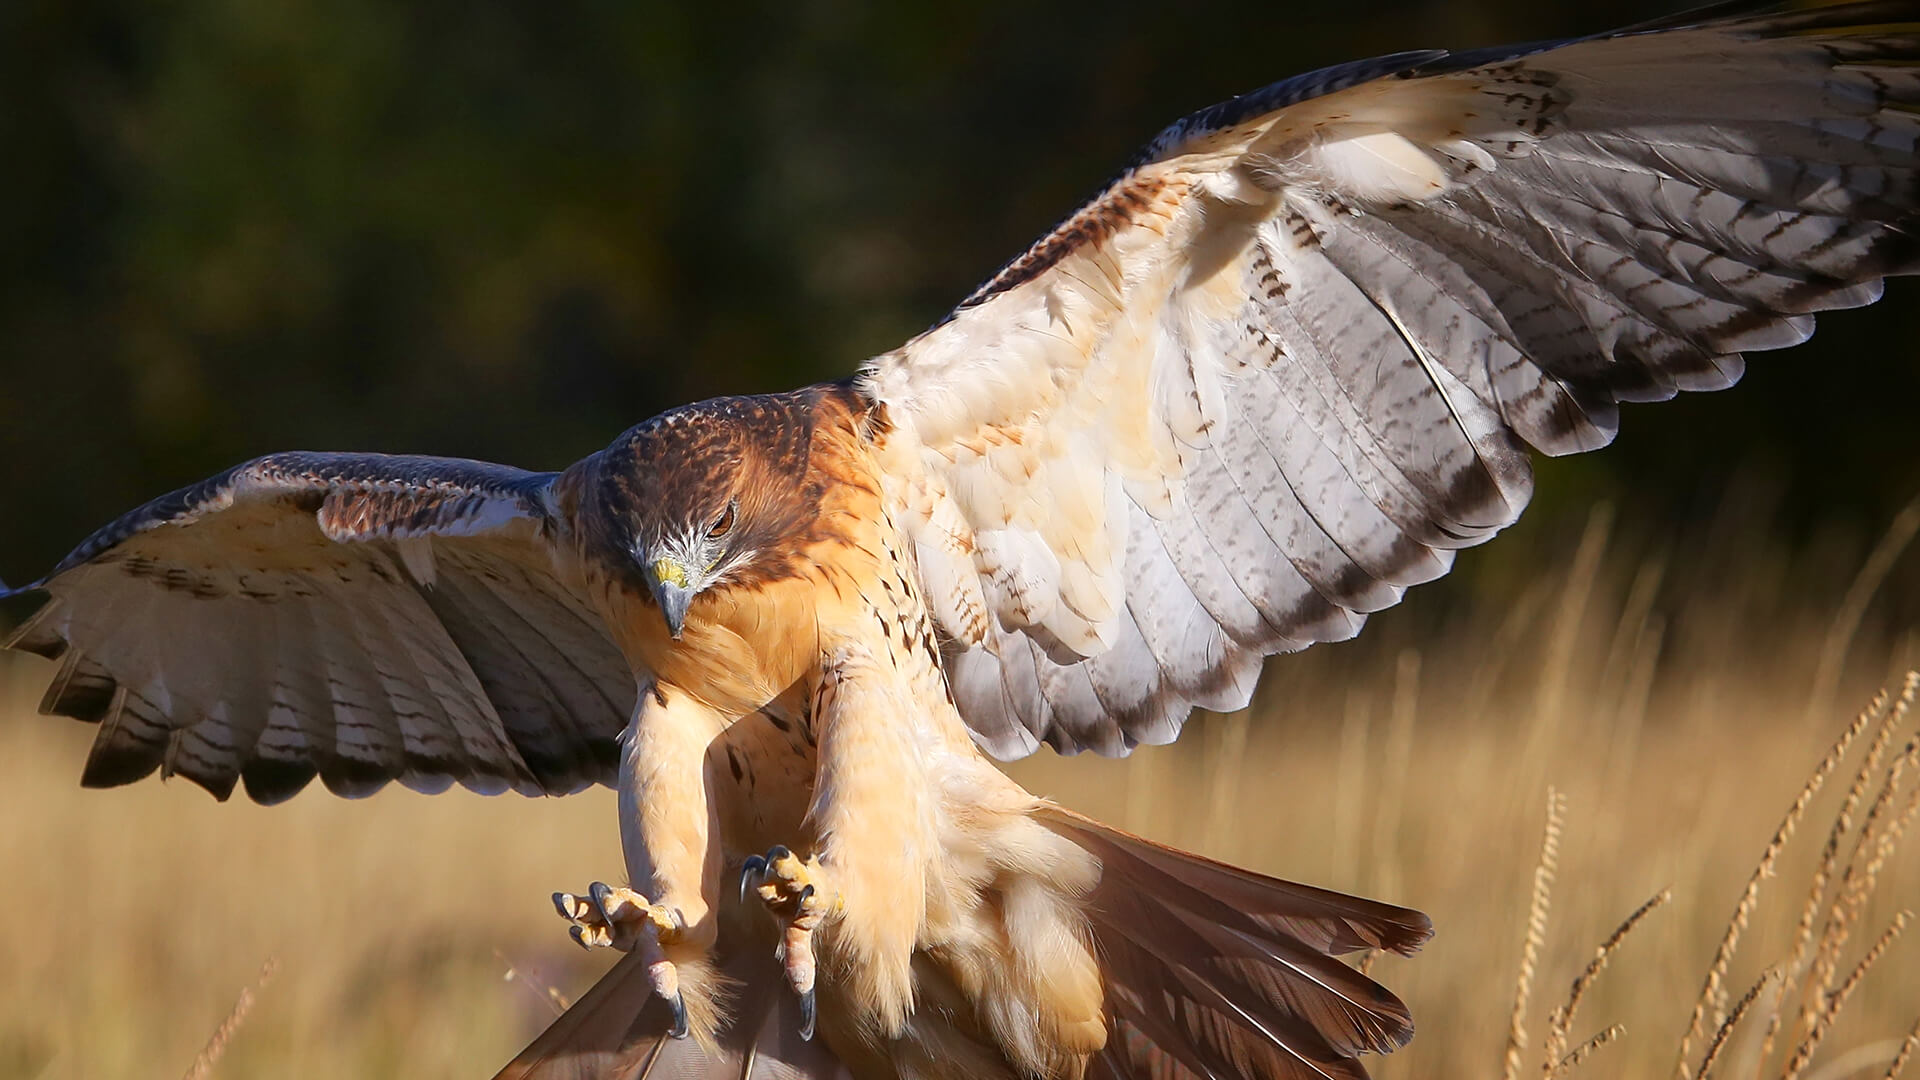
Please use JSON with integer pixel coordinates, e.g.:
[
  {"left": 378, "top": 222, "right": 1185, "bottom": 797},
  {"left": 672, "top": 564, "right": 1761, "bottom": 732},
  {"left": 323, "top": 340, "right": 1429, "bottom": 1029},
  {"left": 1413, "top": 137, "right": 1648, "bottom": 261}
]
[{"left": 6, "top": 3, "right": 1920, "bottom": 1077}]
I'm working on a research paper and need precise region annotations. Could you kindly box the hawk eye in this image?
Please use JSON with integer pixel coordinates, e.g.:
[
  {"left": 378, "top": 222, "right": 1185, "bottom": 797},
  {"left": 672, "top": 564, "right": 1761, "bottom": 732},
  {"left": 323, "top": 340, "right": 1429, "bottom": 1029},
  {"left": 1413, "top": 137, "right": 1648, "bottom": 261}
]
[{"left": 708, "top": 501, "right": 736, "bottom": 539}]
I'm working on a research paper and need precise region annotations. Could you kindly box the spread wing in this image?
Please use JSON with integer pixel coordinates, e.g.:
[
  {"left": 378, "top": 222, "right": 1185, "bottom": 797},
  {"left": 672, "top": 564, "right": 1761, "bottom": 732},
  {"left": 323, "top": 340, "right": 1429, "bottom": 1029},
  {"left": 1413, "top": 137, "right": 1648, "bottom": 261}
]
[
  {"left": 0, "top": 452, "right": 632, "bottom": 803},
  {"left": 862, "top": 2, "right": 1920, "bottom": 758}
]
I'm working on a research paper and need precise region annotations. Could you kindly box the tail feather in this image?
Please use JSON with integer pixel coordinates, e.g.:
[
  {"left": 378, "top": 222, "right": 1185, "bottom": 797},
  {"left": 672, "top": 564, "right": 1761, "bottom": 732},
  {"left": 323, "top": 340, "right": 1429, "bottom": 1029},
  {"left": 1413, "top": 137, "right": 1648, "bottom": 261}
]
[
  {"left": 1038, "top": 807, "right": 1432, "bottom": 1080},
  {"left": 493, "top": 934, "right": 849, "bottom": 1080},
  {"left": 1089, "top": 878, "right": 1402, "bottom": 1061},
  {"left": 492, "top": 950, "right": 668, "bottom": 1080},
  {"left": 495, "top": 810, "right": 1429, "bottom": 1080},
  {"left": 1055, "top": 809, "right": 1430, "bottom": 956},
  {"left": 1099, "top": 931, "right": 1371, "bottom": 1080}
]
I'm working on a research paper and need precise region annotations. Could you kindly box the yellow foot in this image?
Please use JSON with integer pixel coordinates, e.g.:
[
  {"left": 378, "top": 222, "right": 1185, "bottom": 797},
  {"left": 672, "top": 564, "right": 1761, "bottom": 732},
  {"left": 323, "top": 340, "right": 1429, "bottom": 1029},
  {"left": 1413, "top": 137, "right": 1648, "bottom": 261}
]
[
  {"left": 739, "top": 845, "right": 840, "bottom": 1040},
  {"left": 552, "top": 881, "right": 691, "bottom": 1038}
]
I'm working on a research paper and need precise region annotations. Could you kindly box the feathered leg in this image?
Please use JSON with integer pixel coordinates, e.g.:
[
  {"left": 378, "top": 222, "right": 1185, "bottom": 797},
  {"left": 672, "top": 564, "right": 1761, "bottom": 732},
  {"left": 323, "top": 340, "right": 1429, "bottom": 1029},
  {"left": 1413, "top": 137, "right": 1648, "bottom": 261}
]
[
  {"left": 741, "top": 642, "right": 937, "bottom": 1041},
  {"left": 553, "top": 681, "right": 730, "bottom": 1041}
]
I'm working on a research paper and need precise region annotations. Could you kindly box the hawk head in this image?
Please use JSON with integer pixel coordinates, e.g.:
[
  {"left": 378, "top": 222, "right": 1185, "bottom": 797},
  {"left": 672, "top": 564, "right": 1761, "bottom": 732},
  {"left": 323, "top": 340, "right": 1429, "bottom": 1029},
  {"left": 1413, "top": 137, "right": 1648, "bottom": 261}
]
[
  {"left": 594, "top": 393, "right": 823, "bottom": 639},
  {"left": 637, "top": 496, "right": 740, "bottom": 639}
]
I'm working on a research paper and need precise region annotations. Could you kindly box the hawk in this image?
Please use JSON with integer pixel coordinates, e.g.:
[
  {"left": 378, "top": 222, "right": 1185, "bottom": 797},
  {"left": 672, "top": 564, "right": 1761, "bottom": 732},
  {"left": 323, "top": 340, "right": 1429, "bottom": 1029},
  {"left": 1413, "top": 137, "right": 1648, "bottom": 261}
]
[{"left": 5, "top": 3, "right": 1920, "bottom": 1077}]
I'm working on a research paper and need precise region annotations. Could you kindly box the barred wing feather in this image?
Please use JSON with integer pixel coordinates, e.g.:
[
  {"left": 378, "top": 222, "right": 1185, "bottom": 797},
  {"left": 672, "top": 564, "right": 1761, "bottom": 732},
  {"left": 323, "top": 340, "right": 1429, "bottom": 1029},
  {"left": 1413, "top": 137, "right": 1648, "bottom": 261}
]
[
  {"left": 0, "top": 453, "right": 631, "bottom": 804},
  {"left": 862, "top": 2, "right": 1920, "bottom": 758}
]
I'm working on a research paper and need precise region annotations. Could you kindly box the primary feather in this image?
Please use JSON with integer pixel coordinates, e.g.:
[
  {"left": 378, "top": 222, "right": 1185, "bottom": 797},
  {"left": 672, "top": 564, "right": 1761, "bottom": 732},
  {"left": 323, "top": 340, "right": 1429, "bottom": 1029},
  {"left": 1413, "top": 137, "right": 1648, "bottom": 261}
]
[
  {"left": 862, "top": 0, "right": 1920, "bottom": 758},
  {"left": 0, "top": 453, "right": 629, "bottom": 803}
]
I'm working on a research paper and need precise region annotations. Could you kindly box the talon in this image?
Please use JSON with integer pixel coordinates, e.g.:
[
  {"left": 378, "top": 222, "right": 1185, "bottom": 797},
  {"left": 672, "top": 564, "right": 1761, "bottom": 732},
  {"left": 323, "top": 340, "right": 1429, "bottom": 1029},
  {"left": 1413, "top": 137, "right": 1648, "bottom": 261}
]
[
  {"left": 740, "top": 854, "right": 766, "bottom": 903},
  {"left": 554, "top": 880, "right": 701, "bottom": 1037},
  {"left": 552, "top": 881, "right": 679, "bottom": 955},
  {"left": 668, "top": 991, "right": 689, "bottom": 1039},
  {"left": 589, "top": 881, "right": 617, "bottom": 923},
  {"left": 743, "top": 843, "right": 836, "bottom": 1036}
]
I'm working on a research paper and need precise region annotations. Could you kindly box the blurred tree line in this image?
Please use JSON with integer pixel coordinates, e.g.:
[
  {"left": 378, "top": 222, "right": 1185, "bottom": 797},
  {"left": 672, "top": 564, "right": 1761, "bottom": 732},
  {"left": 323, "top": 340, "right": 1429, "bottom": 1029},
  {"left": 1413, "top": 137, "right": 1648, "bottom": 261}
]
[{"left": 4, "top": 0, "right": 1919, "bottom": 617}]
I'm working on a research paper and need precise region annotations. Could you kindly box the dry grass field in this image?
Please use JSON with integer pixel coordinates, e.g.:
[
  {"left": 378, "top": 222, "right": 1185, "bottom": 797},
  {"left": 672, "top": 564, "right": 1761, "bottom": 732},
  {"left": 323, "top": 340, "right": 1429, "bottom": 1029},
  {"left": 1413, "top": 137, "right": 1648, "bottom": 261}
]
[{"left": 2, "top": 498, "right": 1917, "bottom": 1079}]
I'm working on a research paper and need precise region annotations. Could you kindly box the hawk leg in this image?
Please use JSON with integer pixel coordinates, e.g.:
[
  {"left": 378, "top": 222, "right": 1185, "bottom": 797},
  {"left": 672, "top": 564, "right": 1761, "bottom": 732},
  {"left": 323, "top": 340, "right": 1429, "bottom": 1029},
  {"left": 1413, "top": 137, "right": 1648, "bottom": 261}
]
[
  {"left": 552, "top": 882, "right": 693, "bottom": 1038},
  {"left": 557, "top": 681, "right": 731, "bottom": 1042},
  {"left": 739, "top": 844, "right": 841, "bottom": 1040}
]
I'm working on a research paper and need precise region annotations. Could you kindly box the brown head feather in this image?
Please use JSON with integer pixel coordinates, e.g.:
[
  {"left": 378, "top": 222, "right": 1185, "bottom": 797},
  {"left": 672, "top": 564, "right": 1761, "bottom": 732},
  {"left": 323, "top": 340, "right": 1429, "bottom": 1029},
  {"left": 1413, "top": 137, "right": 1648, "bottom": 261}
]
[{"left": 578, "top": 381, "right": 875, "bottom": 597}]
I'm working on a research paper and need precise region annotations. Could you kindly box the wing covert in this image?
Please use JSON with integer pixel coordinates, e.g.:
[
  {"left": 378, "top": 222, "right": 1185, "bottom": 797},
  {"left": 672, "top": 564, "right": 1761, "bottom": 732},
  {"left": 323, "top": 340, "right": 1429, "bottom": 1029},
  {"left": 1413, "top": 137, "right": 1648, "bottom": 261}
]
[
  {"left": 861, "top": 2, "right": 1920, "bottom": 757},
  {"left": 0, "top": 452, "right": 632, "bottom": 803}
]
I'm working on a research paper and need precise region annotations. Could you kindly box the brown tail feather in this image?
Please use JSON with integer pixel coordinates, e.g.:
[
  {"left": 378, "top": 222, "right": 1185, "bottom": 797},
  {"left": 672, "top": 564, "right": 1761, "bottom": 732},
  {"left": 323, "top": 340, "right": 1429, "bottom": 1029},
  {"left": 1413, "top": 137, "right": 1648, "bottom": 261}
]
[
  {"left": 493, "top": 929, "right": 850, "bottom": 1080},
  {"left": 495, "top": 811, "right": 1428, "bottom": 1080},
  {"left": 1037, "top": 807, "right": 1432, "bottom": 1080},
  {"left": 1047, "top": 808, "right": 1431, "bottom": 956}
]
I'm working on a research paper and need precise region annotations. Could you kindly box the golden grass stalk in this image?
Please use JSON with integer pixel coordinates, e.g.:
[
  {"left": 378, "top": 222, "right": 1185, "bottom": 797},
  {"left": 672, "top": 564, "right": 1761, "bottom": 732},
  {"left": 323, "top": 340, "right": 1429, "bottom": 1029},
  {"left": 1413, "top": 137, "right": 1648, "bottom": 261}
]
[
  {"left": 1757, "top": 684, "right": 1905, "bottom": 1066},
  {"left": 181, "top": 956, "right": 278, "bottom": 1080},
  {"left": 1884, "top": 1018, "right": 1920, "bottom": 1080},
  {"left": 1551, "top": 1024, "right": 1625, "bottom": 1078},
  {"left": 1500, "top": 800, "right": 1668, "bottom": 1080},
  {"left": 1743, "top": 675, "right": 1916, "bottom": 1080},
  {"left": 1783, "top": 913, "right": 1913, "bottom": 1080},
  {"left": 1542, "top": 888, "right": 1671, "bottom": 1073},
  {"left": 1798, "top": 722, "right": 1920, "bottom": 1067},
  {"left": 1671, "top": 689, "right": 1880, "bottom": 1080},
  {"left": 1496, "top": 678, "right": 1918, "bottom": 1080},
  {"left": 1505, "top": 787, "right": 1567, "bottom": 1080},
  {"left": 1699, "top": 968, "right": 1779, "bottom": 1080}
]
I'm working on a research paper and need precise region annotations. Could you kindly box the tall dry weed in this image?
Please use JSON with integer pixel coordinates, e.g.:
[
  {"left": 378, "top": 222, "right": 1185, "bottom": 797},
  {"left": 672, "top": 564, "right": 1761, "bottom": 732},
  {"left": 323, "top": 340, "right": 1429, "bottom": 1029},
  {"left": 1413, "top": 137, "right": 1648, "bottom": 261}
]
[
  {"left": 1495, "top": 678, "right": 1920, "bottom": 1080},
  {"left": 180, "top": 958, "right": 277, "bottom": 1080}
]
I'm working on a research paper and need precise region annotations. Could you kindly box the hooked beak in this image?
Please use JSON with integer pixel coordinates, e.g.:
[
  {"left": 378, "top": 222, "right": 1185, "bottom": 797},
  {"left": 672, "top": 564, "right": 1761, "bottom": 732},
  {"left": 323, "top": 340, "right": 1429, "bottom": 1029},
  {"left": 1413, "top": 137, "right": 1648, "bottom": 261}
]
[{"left": 649, "top": 558, "right": 695, "bottom": 639}]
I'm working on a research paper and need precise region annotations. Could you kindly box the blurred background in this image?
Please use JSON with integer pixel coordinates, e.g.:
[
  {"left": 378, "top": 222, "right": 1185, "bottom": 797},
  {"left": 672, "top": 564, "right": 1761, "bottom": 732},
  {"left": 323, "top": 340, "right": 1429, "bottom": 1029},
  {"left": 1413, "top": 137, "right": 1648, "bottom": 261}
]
[{"left": 3, "top": 0, "right": 1918, "bottom": 1077}]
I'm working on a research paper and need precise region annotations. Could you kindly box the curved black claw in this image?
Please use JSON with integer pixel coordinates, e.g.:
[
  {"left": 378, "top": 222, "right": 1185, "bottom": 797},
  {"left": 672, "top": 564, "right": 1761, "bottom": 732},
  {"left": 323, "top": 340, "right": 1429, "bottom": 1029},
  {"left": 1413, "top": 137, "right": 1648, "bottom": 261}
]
[
  {"left": 668, "top": 991, "right": 690, "bottom": 1040},
  {"left": 588, "top": 881, "right": 617, "bottom": 923},
  {"left": 798, "top": 987, "right": 816, "bottom": 1042},
  {"left": 740, "top": 854, "right": 767, "bottom": 903},
  {"left": 552, "top": 891, "right": 573, "bottom": 920}
]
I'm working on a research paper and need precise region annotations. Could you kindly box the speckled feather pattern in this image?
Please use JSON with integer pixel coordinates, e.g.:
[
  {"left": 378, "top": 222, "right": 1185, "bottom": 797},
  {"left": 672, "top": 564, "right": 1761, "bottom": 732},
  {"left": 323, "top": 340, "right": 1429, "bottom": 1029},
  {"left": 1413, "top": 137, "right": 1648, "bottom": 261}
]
[
  {"left": 3, "top": 453, "right": 623, "bottom": 803},
  {"left": 864, "top": 0, "right": 1920, "bottom": 761}
]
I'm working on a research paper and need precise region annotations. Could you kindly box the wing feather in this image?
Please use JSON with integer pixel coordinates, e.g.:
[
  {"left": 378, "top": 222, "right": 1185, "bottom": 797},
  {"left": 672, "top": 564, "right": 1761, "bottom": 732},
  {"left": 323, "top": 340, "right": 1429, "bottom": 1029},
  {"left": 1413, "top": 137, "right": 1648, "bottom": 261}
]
[
  {"left": 864, "top": 2, "right": 1920, "bottom": 756},
  {"left": 0, "top": 452, "right": 629, "bottom": 802}
]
